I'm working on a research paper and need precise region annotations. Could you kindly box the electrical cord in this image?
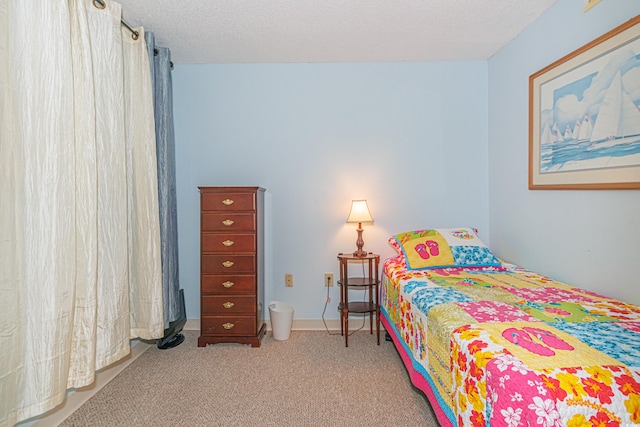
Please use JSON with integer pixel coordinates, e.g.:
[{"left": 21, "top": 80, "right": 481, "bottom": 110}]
[
  {"left": 321, "top": 278, "right": 340, "bottom": 335},
  {"left": 322, "top": 259, "right": 366, "bottom": 336}
]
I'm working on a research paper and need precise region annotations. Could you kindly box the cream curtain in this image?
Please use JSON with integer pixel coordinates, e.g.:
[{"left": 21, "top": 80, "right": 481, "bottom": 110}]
[
  {"left": 122, "top": 15, "right": 164, "bottom": 342},
  {"left": 0, "top": 1, "right": 163, "bottom": 425}
]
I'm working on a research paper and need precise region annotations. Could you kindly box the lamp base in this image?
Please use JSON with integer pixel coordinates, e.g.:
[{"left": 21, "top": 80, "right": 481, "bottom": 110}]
[
  {"left": 352, "top": 249, "right": 368, "bottom": 257},
  {"left": 352, "top": 225, "right": 368, "bottom": 257}
]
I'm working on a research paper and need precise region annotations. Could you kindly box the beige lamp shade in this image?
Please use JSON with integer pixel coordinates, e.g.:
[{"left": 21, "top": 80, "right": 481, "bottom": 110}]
[{"left": 346, "top": 200, "right": 374, "bottom": 224}]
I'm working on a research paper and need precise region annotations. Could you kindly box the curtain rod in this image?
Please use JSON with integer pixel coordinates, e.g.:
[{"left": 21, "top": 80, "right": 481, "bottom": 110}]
[{"left": 93, "top": 0, "right": 139, "bottom": 40}]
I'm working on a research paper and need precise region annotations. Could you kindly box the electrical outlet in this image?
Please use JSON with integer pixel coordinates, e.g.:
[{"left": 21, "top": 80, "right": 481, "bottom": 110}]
[
  {"left": 285, "top": 273, "right": 293, "bottom": 287},
  {"left": 324, "top": 272, "right": 334, "bottom": 287}
]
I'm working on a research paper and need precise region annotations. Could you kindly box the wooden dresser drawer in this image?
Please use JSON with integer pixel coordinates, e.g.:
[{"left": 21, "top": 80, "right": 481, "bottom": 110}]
[
  {"left": 201, "top": 213, "right": 256, "bottom": 232},
  {"left": 201, "top": 316, "right": 257, "bottom": 336},
  {"left": 201, "top": 192, "right": 255, "bottom": 212},
  {"left": 201, "top": 275, "right": 256, "bottom": 294},
  {"left": 201, "top": 233, "right": 255, "bottom": 253},
  {"left": 201, "top": 296, "right": 256, "bottom": 315},
  {"left": 202, "top": 254, "right": 255, "bottom": 274}
]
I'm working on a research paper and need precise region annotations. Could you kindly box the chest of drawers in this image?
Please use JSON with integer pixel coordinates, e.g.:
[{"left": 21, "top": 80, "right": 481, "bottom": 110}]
[{"left": 197, "top": 186, "right": 266, "bottom": 347}]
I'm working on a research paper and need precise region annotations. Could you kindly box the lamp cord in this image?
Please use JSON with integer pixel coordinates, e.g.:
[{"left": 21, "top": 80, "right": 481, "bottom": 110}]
[
  {"left": 321, "top": 282, "right": 339, "bottom": 335},
  {"left": 321, "top": 261, "right": 366, "bottom": 336}
]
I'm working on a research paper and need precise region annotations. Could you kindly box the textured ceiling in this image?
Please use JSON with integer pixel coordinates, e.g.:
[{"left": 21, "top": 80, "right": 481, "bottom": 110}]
[{"left": 114, "top": 0, "right": 558, "bottom": 64}]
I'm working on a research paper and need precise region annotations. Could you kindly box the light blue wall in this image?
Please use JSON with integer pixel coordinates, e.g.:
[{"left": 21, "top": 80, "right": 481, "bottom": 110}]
[
  {"left": 488, "top": 1, "right": 640, "bottom": 305},
  {"left": 173, "top": 62, "right": 490, "bottom": 320}
]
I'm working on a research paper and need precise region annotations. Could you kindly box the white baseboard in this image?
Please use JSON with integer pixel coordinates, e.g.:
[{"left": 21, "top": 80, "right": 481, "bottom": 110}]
[
  {"left": 184, "top": 318, "right": 200, "bottom": 331},
  {"left": 185, "top": 317, "right": 385, "bottom": 332}
]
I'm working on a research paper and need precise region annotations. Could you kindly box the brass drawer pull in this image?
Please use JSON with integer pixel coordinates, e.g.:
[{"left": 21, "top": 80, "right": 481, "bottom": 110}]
[
  {"left": 222, "top": 281, "right": 235, "bottom": 288},
  {"left": 222, "top": 219, "right": 234, "bottom": 226},
  {"left": 223, "top": 302, "right": 235, "bottom": 309},
  {"left": 222, "top": 261, "right": 234, "bottom": 268},
  {"left": 223, "top": 322, "right": 234, "bottom": 330},
  {"left": 222, "top": 240, "right": 234, "bottom": 247},
  {"left": 222, "top": 198, "right": 234, "bottom": 206}
]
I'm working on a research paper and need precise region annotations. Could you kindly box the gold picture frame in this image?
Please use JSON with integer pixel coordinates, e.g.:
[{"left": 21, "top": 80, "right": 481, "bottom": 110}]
[
  {"left": 529, "top": 15, "right": 640, "bottom": 190},
  {"left": 583, "top": 0, "right": 602, "bottom": 12}
]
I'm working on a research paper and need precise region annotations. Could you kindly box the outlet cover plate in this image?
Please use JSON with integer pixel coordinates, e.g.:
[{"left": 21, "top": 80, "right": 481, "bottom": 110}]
[{"left": 324, "top": 272, "right": 334, "bottom": 287}]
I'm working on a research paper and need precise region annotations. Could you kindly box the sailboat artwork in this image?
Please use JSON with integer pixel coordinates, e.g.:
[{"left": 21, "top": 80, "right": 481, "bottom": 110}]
[
  {"left": 538, "top": 40, "right": 640, "bottom": 174},
  {"left": 588, "top": 71, "right": 640, "bottom": 147},
  {"left": 530, "top": 16, "right": 640, "bottom": 189}
]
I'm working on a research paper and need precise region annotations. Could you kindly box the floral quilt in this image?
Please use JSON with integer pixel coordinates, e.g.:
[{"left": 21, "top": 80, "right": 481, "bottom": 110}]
[{"left": 380, "top": 255, "right": 640, "bottom": 426}]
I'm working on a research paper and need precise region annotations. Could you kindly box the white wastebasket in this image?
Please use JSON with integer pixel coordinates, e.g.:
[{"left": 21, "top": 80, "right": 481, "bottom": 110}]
[{"left": 268, "top": 301, "right": 294, "bottom": 340}]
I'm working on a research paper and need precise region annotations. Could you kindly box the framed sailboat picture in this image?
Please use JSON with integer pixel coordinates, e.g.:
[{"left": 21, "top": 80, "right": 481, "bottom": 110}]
[{"left": 529, "top": 15, "right": 640, "bottom": 189}]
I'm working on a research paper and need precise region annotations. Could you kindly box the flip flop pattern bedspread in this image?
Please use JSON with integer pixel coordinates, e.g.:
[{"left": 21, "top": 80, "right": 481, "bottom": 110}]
[{"left": 381, "top": 255, "right": 640, "bottom": 426}]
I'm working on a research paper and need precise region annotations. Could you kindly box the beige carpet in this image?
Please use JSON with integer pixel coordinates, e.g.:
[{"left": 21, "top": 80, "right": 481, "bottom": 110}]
[{"left": 60, "top": 330, "right": 439, "bottom": 426}]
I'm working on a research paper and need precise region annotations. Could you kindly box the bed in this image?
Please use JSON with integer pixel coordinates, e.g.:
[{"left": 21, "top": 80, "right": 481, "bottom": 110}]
[{"left": 380, "top": 228, "right": 640, "bottom": 427}]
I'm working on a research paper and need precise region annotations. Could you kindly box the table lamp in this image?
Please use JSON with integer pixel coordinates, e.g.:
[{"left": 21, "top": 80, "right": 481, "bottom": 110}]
[{"left": 346, "top": 200, "right": 374, "bottom": 257}]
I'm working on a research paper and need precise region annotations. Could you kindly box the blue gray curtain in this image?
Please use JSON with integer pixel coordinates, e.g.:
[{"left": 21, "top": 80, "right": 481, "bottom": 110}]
[{"left": 145, "top": 32, "right": 180, "bottom": 328}]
